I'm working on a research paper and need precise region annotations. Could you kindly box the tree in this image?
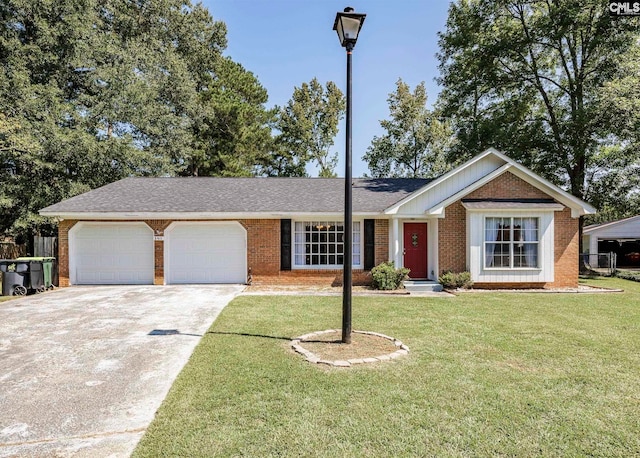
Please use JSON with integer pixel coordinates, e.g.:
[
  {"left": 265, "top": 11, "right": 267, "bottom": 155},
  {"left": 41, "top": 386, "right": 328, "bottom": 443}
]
[
  {"left": 589, "top": 40, "right": 640, "bottom": 224},
  {"left": 583, "top": 145, "right": 640, "bottom": 225},
  {"left": 0, "top": 0, "right": 272, "bottom": 241},
  {"left": 437, "top": 0, "right": 640, "bottom": 248},
  {"left": 363, "top": 79, "right": 454, "bottom": 178},
  {"left": 262, "top": 78, "right": 345, "bottom": 177},
  {"left": 182, "top": 57, "right": 275, "bottom": 177}
]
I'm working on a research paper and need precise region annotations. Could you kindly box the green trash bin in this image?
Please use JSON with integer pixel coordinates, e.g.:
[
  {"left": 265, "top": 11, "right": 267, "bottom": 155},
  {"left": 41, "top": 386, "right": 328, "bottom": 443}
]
[{"left": 16, "top": 257, "right": 56, "bottom": 291}]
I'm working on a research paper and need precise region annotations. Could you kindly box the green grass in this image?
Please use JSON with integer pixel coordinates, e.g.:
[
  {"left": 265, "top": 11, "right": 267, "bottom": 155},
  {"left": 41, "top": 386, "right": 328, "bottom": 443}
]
[
  {"left": 0, "top": 296, "right": 15, "bottom": 302},
  {"left": 134, "top": 278, "right": 640, "bottom": 457}
]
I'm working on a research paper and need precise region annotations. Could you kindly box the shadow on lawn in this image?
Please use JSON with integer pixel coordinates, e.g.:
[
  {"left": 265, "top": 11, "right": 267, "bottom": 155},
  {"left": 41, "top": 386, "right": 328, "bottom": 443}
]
[{"left": 208, "top": 331, "right": 292, "bottom": 341}]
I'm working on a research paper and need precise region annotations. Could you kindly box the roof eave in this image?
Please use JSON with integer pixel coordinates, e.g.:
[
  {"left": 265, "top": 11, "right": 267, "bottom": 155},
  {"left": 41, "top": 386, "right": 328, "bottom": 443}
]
[
  {"left": 38, "top": 211, "right": 385, "bottom": 220},
  {"left": 583, "top": 214, "right": 640, "bottom": 234}
]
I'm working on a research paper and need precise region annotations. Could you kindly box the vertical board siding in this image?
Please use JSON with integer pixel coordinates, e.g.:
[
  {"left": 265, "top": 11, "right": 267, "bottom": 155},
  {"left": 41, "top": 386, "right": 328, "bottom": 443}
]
[{"left": 396, "top": 155, "right": 505, "bottom": 215}]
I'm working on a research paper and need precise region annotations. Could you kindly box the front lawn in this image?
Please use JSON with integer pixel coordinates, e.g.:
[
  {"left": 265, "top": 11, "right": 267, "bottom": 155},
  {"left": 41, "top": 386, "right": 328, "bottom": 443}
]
[{"left": 134, "top": 278, "right": 640, "bottom": 457}]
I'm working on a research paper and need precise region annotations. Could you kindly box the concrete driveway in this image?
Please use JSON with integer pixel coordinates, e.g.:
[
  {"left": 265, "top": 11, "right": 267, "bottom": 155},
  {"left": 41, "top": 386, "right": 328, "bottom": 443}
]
[{"left": 0, "top": 284, "right": 243, "bottom": 457}]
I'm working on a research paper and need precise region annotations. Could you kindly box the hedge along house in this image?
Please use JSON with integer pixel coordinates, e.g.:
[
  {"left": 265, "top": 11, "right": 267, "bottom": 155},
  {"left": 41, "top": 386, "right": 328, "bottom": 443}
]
[{"left": 40, "top": 149, "right": 595, "bottom": 288}]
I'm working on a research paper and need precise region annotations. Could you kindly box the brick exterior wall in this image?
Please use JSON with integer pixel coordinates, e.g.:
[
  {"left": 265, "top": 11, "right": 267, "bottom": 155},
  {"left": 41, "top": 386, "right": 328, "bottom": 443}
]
[
  {"left": 56, "top": 218, "right": 380, "bottom": 287},
  {"left": 549, "top": 207, "right": 578, "bottom": 288},
  {"left": 57, "top": 220, "right": 77, "bottom": 287},
  {"left": 438, "top": 171, "right": 579, "bottom": 288},
  {"left": 54, "top": 171, "right": 579, "bottom": 289},
  {"left": 252, "top": 270, "right": 371, "bottom": 287},
  {"left": 241, "top": 219, "right": 280, "bottom": 276},
  {"left": 438, "top": 201, "right": 467, "bottom": 274},
  {"left": 145, "top": 220, "right": 172, "bottom": 285},
  {"left": 374, "top": 219, "right": 389, "bottom": 266}
]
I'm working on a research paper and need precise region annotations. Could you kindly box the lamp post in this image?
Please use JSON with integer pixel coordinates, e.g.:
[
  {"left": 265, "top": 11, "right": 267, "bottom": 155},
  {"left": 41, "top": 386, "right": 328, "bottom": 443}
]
[{"left": 333, "top": 7, "right": 366, "bottom": 344}]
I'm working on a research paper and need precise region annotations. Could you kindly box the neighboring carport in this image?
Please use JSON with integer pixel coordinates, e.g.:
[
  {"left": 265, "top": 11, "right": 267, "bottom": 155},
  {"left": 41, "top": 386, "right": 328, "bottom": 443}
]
[
  {"left": 0, "top": 284, "right": 243, "bottom": 457},
  {"left": 583, "top": 215, "right": 640, "bottom": 268}
]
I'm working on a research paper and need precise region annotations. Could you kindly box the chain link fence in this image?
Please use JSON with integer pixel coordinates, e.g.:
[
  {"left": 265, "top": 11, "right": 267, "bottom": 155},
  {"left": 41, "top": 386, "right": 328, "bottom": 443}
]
[{"left": 581, "top": 252, "right": 617, "bottom": 276}]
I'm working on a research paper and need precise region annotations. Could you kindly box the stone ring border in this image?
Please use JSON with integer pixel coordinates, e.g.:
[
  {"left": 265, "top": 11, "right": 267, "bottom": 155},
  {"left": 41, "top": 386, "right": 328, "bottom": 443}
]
[{"left": 291, "top": 329, "right": 410, "bottom": 367}]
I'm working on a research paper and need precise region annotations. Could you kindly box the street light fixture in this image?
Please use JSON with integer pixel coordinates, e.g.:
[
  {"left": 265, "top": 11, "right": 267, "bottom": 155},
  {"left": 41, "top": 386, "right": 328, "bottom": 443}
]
[
  {"left": 333, "top": 7, "right": 366, "bottom": 344},
  {"left": 333, "top": 7, "right": 366, "bottom": 51}
]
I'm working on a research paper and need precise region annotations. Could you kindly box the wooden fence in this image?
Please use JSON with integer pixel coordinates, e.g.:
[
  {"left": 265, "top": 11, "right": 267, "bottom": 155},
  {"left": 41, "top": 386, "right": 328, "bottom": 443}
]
[
  {"left": 0, "top": 242, "right": 27, "bottom": 259},
  {"left": 33, "top": 236, "right": 58, "bottom": 258}
]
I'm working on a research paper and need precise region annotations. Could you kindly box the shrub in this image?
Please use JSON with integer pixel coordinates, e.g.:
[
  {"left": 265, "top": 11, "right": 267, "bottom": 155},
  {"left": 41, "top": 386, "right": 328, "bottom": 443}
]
[
  {"left": 371, "top": 262, "right": 410, "bottom": 290},
  {"left": 438, "top": 271, "right": 473, "bottom": 290},
  {"left": 615, "top": 270, "right": 640, "bottom": 283}
]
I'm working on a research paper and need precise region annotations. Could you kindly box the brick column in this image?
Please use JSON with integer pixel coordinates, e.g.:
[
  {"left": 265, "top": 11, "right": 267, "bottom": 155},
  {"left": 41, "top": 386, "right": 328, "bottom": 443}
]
[
  {"left": 144, "top": 220, "right": 171, "bottom": 285},
  {"left": 57, "top": 220, "right": 78, "bottom": 287}
]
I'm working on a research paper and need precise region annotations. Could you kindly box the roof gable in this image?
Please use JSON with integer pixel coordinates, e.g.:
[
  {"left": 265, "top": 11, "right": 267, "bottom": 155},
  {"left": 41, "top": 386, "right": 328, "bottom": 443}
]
[
  {"left": 386, "top": 148, "right": 595, "bottom": 218},
  {"left": 584, "top": 215, "right": 640, "bottom": 236}
]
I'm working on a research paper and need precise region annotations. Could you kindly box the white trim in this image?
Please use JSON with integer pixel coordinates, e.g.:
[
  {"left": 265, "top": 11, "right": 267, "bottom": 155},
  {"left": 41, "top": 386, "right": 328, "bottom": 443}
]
[
  {"left": 163, "top": 221, "right": 247, "bottom": 284},
  {"left": 462, "top": 202, "right": 565, "bottom": 211},
  {"left": 391, "top": 218, "right": 401, "bottom": 267},
  {"left": 40, "top": 211, "right": 382, "bottom": 220},
  {"left": 68, "top": 221, "right": 154, "bottom": 285}
]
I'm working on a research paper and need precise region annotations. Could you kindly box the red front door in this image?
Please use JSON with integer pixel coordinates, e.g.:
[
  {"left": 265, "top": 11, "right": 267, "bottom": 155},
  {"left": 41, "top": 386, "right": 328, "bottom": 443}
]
[{"left": 403, "top": 223, "right": 428, "bottom": 279}]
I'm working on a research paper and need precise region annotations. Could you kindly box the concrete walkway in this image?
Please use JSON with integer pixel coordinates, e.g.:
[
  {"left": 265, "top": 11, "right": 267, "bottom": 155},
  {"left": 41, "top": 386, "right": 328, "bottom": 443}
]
[{"left": 0, "top": 285, "right": 243, "bottom": 457}]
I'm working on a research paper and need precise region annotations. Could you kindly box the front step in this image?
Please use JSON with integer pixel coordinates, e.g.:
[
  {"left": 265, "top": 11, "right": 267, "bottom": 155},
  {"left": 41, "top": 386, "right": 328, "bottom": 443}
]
[{"left": 403, "top": 280, "right": 443, "bottom": 293}]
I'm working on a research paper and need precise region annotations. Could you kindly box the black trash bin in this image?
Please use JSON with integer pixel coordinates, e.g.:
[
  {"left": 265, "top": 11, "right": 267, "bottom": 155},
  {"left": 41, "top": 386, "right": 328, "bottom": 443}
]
[
  {"left": 0, "top": 260, "right": 30, "bottom": 296},
  {"left": 16, "top": 257, "right": 53, "bottom": 292}
]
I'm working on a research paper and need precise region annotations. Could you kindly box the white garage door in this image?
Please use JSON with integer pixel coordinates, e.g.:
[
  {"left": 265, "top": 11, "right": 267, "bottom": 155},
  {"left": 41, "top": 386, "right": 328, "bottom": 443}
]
[
  {"left": 70, "top": 223, "right": 154, "bottom": 285},
  {"left": 165, "top": 222, "right": 246, "bottom": 284}
]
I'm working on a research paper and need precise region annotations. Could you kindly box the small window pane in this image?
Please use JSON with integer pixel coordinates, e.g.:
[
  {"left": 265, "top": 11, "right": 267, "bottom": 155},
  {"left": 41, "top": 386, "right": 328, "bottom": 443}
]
[{"left": 514, "top": 243, "right": 538, "bottom": 268}]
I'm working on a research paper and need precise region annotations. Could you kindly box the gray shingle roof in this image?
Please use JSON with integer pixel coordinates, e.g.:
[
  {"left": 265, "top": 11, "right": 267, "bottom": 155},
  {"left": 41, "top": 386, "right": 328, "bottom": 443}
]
[{"left": 40, "top": 177, "right": 431, "bottom": 215}]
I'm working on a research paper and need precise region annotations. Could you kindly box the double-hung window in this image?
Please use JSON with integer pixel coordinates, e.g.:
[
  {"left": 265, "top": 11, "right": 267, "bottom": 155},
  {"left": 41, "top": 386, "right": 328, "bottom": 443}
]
[
  {"left": 484, "top": 217, "right": 539, "bottom": 268},
  {"left": 293, "top": 221, "right": 361, "bottom": 268}
]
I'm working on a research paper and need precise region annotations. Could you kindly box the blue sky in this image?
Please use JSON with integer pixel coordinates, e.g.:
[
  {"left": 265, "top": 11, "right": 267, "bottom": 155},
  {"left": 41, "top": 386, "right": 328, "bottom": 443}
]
[{"left": 202, "top": 0, "right": 451, "bottom": 177}]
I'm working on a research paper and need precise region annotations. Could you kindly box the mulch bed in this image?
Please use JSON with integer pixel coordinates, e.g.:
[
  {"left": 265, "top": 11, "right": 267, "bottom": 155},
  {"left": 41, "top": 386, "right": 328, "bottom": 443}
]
[{"left": 300, "top": 330, "right": 399, "bottom": 361}]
